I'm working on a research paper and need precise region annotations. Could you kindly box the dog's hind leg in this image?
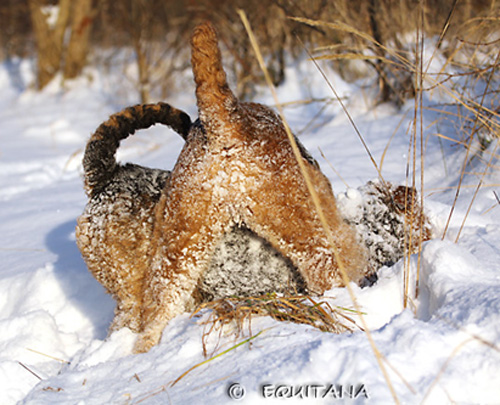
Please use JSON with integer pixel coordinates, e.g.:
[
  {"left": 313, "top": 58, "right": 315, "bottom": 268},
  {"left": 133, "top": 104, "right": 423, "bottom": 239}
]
[{"left": 243, "top": 166, "right": 368, "bottom": 294}]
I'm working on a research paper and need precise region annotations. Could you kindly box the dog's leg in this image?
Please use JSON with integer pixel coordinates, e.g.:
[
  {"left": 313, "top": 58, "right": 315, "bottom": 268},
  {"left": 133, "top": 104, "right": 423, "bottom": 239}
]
[
  {"left": 134, "top": 231, "right": 224, "bottom": 352},
  {"left": 133, "top": 188, "right": 228, "bottom": 353},
  {"left": 77, "top": 205, "right": 154, "bottom": 333},
  {"left": 245, "top": 169, "right": 368, "bottom": 294}
]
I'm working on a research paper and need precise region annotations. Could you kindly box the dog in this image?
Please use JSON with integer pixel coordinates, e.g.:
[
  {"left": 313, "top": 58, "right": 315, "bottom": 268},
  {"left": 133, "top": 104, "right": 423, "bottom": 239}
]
[
  {"left": 132, "top": 22, "right": 369, "bottom": 352},
  {"left": 76, "top": 102, "right": 191, "bottom": 332},
  {"left": 338, "top": 181, "right": 432, "bottom": 273},
  {"left": 76, "top": 101, "right": 310, "bottom": 334},
  {"left": 77, "top": 22, "right": 371, "bottom": 353}
]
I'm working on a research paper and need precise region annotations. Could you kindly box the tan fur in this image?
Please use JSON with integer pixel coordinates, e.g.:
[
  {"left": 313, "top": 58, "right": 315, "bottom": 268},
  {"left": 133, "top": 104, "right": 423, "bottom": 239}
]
[
  {"left": 76, "top": 23, "right": 370, "bottom": 353},
  {"left": 76, "top": 103, "right": 191, "bottom": 332},
  {"left": 132, "top": 22, "right": 369, "bottom": 352}
]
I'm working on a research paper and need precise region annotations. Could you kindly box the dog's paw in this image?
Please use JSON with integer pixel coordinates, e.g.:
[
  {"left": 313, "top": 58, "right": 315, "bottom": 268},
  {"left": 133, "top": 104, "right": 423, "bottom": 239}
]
[{"left": 133, "top": 329, "right": 162, "bottom": 354}]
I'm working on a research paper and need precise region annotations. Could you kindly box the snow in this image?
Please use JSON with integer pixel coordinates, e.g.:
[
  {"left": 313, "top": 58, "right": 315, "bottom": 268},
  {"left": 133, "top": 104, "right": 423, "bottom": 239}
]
[{"left": 1, "top": 48, "right": 500, "bottom": 405}]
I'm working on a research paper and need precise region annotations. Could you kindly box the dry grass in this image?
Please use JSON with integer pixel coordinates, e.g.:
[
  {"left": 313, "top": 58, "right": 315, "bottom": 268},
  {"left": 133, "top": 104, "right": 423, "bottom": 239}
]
[
  {"left": 2, "top": 0, "right": 495, "bottom": 101},
  {"left": 194, "top": 293, "right": 358, "bottom": 340},
  {"left": 166, "top": 293, "right": 359, "bottom": 389},
  {"left": 282, "top": 4, "right": 499, "bottom": 403},
  {"left": 290, "top": 0, "right": 500, "bottom": 275}
]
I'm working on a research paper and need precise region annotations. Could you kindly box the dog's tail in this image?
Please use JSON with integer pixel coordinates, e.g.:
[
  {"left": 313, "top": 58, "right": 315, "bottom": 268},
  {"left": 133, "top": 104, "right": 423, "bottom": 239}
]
[
  {"left": 191, "top": 21, "right": 239, "bottom": 134},
  {"left": 82, "top": 102, "right": 191, "bottom": 194}
]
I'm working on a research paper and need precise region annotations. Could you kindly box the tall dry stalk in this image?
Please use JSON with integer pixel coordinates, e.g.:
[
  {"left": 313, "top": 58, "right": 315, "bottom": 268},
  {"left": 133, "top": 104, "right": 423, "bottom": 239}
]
[{"left": 238, "top": 10, "right": 401, "bottom": 404}]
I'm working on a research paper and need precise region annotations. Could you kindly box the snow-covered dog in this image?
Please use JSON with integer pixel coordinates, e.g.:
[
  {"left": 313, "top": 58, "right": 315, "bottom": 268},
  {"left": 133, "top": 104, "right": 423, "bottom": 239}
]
[
  {"left": 134, "top": 22, "right": 369, "bottom": 352},
  {"left": 77, "top": 21, "right": 370, "bottom": 353},
  {"left": 76, "top": 103, "right": 191, "bottom": 333}
]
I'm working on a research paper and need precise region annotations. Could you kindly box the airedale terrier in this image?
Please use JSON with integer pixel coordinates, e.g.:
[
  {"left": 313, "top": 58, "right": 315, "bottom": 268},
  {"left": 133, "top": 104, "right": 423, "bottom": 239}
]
[
  {"left": 77, "top": 22, "right": 371, "bottom": 353},
  {"left": 76, "top": 103, "right": 191, "bottom": 332},
  {"left": 76, "top": 101, "right": 306, "bottom": 336},
  {"left": 133, "top": 22, "right": 369, "bottom": 352}
]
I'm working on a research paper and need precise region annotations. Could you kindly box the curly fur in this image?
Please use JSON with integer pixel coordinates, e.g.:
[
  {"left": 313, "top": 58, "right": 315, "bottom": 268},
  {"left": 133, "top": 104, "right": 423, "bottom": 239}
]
[
  {"left": 132, "top": 22, "right": 369, "bottom": 352},
  {"left": 197, "top": 225, "right": 305, "bottom": 301},
  {"left": 76, "top": 103, "right": 191, "bottom": 332},
  {"left": 77, "top": 22, "right": 371, "bottom": 353},
  {"left": 338, "top": 181, "right": 432, "bottom": 273}
]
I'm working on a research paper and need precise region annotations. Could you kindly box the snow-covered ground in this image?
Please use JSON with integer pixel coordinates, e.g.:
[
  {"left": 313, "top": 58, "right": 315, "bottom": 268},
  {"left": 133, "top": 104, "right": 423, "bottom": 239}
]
[{"left": 1, "top": 48, "right": 499, "bottom": 405}]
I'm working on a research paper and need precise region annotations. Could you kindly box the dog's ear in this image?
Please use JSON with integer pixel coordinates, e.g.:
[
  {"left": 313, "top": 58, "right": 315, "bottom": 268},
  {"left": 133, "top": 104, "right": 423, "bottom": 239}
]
[{"left": 191, "top": 21, "right": 238, "bottom": 135}]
